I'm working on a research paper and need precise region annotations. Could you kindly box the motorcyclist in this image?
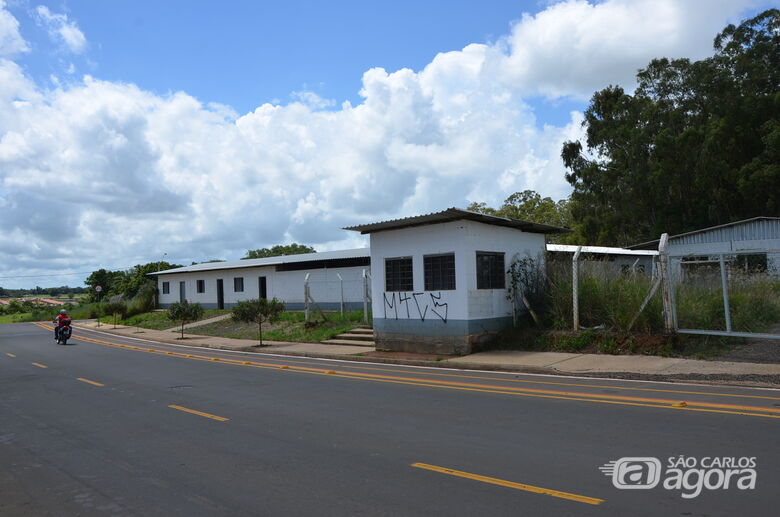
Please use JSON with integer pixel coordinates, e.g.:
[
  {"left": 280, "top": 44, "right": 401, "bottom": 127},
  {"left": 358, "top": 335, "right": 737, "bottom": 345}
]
[{"left": 54, "top": 309, "right": 72, "bottom": 342}]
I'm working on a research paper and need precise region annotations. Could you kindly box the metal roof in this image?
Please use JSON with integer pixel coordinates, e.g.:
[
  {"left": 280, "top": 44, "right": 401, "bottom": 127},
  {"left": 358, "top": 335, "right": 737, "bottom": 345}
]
[
  {"left": 148, "top": 248, "right": 370, "bottom": 276},
  {"left": 628, "top": 217, "right": 780, "bottom": 250},
  {"left": 546, "top": 244, "right": 657, "bottom": 256},
  {"left": 344, "top": 208, "right": 570, "bottom": 235}
]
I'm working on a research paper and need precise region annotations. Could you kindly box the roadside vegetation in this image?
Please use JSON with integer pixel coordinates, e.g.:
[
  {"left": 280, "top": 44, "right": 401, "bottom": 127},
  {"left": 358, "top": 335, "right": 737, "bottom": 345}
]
[
  {"left": 494, "top": 256, "right": 780, "bottom": 359},
  {"left": 188, "top": 310, "right": 366, "bottom": 344}
]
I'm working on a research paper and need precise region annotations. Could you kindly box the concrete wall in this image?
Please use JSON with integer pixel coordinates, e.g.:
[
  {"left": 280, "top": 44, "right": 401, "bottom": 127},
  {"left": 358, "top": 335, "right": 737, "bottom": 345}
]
[
  {"left": 370, "top": 220, "right": 546, "bottom": 354},
  {"left": 157, "top": 265, "right": 369, "bottom": 310}
]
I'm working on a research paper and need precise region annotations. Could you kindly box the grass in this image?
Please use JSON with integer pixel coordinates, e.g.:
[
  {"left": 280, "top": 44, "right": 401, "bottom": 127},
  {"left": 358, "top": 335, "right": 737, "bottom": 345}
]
[
  {"left": 0, "top": 312, "right": 33, "bottom": 324},
  {"left": 186, "top": 310, "right": 367, "bottom": 344},
  {"left": 103, "top": 309, "right": 230, "bottom": 330}
]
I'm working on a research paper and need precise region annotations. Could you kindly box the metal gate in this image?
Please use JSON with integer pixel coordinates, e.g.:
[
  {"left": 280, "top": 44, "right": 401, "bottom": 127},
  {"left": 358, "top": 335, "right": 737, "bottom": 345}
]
[{"left": 665, "top": 248, "right": 780, "bottom": 340}]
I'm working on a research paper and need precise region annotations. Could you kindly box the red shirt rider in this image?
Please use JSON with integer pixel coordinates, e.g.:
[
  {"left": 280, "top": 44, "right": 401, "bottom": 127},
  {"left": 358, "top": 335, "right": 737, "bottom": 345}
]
[{"left": 56, "top": 312, "right": 71, "bottom": 327}]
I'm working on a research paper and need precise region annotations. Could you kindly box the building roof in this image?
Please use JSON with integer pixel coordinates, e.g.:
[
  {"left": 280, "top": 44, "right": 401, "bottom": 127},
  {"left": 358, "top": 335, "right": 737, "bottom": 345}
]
[
  {"left": 546, "top": 244, "right": 657, "bottom": 256},
  {"left": 628, "top": 217, "right": 780, "bottom": 250},
  {"left": 344, "top": 207, "right": 570, "bottom": 235},
  {"left": 148, "top": 248, "right": 370, "bottom": 276}
]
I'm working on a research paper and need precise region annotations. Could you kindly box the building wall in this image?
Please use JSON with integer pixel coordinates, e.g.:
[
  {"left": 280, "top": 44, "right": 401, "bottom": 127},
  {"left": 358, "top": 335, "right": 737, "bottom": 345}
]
[
  {"left": 667, "top": 229, "right": 780, "bottom": 277},
  {"left": 157, "top": 265, "right": 369, "bottom": 310},
  {"left": 369, "top": 220, "right": 546, "bottom": 354}
]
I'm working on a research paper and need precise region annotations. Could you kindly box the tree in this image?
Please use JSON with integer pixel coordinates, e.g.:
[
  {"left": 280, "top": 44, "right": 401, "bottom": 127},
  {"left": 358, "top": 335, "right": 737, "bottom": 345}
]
[
  {"left": 231, "top": 298, "right": 285, "bottom": 346},
  {"left": 167, "top": 301, "right": 204, "bottom": 339},
  {"left": 242, "top": 244, "right": 315, "bottom": 260},
  {"left": 467, "top": 190, "right": 577, "bottom": 243},
  {"left": 561, "top": 9, "right": 780, "bottom": 245},
  {"left": 102, "top": 301, "right": 127, "bottom": 328}
]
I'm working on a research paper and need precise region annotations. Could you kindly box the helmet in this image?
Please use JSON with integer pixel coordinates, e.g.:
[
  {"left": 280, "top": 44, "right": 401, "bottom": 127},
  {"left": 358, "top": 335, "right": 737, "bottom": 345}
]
[{"left": 60, "top": 309, "right": 67, "bottom": 315}]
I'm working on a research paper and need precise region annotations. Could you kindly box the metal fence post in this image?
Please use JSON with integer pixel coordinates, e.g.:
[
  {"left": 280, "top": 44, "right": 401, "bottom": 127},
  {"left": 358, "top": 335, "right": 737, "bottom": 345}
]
[
  {"left": 336, "top": 273, "right": 344, "bottom": 316},
  {"left": 658, "top": 233, "right": 675, "bottom": 334},
  {"left": 362, "top": 269, "right": 369, "bottom": 325},
  {"left": 572, "top": 246, "right": 582, "bottom": 331},
  {"left": 719, "top": 254, "right": 732, "bottom": 332},
  {"left": 304, "top": 273, "right": 310, "bottom": 323}
]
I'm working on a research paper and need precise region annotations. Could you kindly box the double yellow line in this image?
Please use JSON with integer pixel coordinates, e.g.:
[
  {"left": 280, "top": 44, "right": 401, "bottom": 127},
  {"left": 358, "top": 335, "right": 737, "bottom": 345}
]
[{"left": 34, "top": 323, "right": 780, "bottom": 419}]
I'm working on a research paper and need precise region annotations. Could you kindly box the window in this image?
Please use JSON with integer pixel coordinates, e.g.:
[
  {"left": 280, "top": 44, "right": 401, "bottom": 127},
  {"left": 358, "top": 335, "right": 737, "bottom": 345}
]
[
  {"left": 476, "top": 252, "right": 505, "bottom": 289},
  {"left": 196, "top": 280, "right": 205, "bottom": 293},
  {"left": 162, "top": 281, "right": 170, "bottom": 294},
  {"left": 385, "top": 257, "right": 413, "bottom": 292},
  {"left": 234, "top": 277, "right": 244, "bottom": 292},
  {"left": 424, "top": 253, "right": 456, "bottom": 290}
]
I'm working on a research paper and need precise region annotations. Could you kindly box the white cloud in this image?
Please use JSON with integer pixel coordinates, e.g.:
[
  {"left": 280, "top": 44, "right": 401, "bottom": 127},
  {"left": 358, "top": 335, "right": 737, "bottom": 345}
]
[
  {"left": 497, "top": 0, "right": 756, "bottom": 99},
  {"left": 34, "top": 5, "right": 87, "bottom": 54},
  {"left": 0, "top": 0, "right": 760, "bottom": 287},
  {"left": 0, "top": 0, "right": 28, "bottom": 56}
]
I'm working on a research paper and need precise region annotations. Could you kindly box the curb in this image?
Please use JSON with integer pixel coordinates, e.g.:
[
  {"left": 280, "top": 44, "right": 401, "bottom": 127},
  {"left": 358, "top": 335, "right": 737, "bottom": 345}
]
[{"left": 71, "top": 323, "right": 780, "bottom": 388}]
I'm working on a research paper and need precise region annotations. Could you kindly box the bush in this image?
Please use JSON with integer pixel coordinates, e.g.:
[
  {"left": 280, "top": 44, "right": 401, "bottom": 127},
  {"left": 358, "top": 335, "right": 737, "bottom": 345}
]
[
  {"left": 168, "top": 301, "right": 204, "bottom": 338},
  {"left": 232, "top": 298, "right": 285, "bottom": 345}
]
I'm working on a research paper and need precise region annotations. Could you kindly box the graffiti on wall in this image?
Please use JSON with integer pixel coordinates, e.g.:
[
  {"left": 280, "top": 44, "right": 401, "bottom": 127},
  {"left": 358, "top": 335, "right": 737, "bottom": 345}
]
[{"left": 383, "top": 291, "right": 448, "bottom": 323}]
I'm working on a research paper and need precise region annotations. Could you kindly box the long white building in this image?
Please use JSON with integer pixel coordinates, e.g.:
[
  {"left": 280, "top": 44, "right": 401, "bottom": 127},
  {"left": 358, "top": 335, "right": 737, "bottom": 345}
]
[{"left": 149, "top": 249, "right": 370, "bottom": 310}]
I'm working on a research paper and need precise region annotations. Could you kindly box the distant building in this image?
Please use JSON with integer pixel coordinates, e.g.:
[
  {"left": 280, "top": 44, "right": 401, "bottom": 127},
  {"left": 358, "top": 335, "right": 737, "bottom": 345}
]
[
  {"left": 629, "top": 217, "right": 780, "bottom": 274},
  {"left": 149, "top": 249, "right": 371, "bottom": 310},
  {"left": 345, "top": 208, "right": 568, "bottom": 355}
]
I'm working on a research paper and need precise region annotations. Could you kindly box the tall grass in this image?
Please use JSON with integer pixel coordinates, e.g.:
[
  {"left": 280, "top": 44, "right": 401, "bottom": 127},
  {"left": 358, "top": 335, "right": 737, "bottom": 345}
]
[
  {"left": 545, "top": 260, "right": 663, "bottom": 332},
  {"left": 675, "top": 269, "right": 780, "bottom": 332},
  {"left": 542, "top": 259, "right": 780, "bottom": 334}
]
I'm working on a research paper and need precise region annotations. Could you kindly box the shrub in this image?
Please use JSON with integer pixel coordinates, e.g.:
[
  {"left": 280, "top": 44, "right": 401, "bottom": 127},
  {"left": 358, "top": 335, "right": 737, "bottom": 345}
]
[
  {"left": 232, "top": 298, "right": 285, "bottom": 345},
  {"left": 168, "top": 301, "right": 204, "bottom": 338},
  {"left": 102, "top": 301, "right": 128, "bottom": 328}
]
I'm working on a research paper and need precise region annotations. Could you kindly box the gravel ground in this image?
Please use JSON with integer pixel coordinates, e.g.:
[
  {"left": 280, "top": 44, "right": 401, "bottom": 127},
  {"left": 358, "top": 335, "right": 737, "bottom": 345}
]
[{"left": 714, "top": 324, "right": 780, "bottom": 363}]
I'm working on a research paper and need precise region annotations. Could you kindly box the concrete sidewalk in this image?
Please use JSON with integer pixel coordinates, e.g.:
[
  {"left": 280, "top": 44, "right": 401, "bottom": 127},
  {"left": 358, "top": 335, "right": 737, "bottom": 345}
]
[{"left": 73, "top": 321, "right": 780, "bottom": 384}]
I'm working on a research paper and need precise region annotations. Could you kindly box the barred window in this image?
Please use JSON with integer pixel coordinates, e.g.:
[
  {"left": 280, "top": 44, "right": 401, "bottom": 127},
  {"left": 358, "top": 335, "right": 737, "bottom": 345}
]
[
  {"left": 196, "top": 280, "right": 205, "bottom": 293},
  {"left": 162, "top": 281, "right": 170, "bottom": 294},
  {"left": 476, "top": 252, "right": 505, "bottom": 289},
  {"left": 424, "top": 253, "right": 456, "bottom": 291},
  {"left": 234, "top": 277, "right": 244, "bottom": 292},
  {"left": 385, "top": 257, "right": 413, "bottom": 292}
]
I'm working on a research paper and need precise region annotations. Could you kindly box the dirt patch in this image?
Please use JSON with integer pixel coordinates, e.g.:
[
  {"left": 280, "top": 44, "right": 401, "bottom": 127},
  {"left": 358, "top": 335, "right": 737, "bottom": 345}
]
[{"left": 713, "top": 324, "right": 780, "bottom": 363}]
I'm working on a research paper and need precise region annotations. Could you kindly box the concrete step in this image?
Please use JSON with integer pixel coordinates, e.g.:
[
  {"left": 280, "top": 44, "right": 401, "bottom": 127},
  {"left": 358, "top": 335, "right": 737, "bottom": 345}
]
[
  {"left": 348, "top": 328, "right": 374, "bottom": 335},
  {"left": 321, "top": 339, "right": 375, "bottom": 347},
  {"left": 334, "top": 332, "right": 375, "bottom": 341},
  {"left": 355, "top": 325, "right": 373, "bottom": 330}
]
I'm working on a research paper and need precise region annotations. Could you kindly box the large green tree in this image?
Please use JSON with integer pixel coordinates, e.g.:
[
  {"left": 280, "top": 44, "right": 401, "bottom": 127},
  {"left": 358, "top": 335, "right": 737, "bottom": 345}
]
[
  {"left": 242, "top": 243, "right": 316, "bottom": 260},
  {"left": 467, "top": 190, "right": 576, "bottom": 243},
  {"left": 561, "top": 9, "right": 780, "bottom": 246}
]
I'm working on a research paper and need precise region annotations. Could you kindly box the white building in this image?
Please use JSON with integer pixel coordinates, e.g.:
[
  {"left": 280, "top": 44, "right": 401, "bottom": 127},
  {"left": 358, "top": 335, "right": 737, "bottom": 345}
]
[
  {"left": 345, "top": 208, "right": 568, "bottom": 354},
  {"left": 149, "top": 249, "right": 370, "bottom": 310}
]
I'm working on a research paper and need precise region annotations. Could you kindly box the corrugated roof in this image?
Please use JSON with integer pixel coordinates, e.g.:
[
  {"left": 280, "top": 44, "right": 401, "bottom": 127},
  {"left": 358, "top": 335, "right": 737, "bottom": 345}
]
[
  {"left": 344, "top": 208, "right": 570, "bottom": 235},
  {"left": 546, "top": 244, "right": 657, "bottom": 256},
  {"left": 148, "top": 248, "right": 370, "bottom": 276},
  {"left": 628, "top": 217, "right": 780, "bottom": 250}
]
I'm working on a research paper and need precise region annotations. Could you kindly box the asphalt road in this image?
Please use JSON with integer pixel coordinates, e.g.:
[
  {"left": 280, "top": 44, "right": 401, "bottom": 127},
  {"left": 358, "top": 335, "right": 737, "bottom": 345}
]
[{"left": 1, "top": 322, "right": 777, "bottom": 516}]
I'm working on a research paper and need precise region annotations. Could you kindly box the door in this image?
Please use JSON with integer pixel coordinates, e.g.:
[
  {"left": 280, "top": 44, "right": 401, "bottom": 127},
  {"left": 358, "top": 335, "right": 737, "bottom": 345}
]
[
  {"left": 179, "top": 281, "right": 186, "bottom": 303},
  {"left": 216, "top": 279, "right": 224, "bottom": 309},
  {"left": 258, "top": 276, "right": 267, "bottom": 299}
]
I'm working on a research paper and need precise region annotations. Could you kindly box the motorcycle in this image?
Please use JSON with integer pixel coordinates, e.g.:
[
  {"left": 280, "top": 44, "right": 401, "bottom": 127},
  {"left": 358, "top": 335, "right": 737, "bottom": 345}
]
[{"left": 56, "top": 320, "right": 72, "bottom": 345}]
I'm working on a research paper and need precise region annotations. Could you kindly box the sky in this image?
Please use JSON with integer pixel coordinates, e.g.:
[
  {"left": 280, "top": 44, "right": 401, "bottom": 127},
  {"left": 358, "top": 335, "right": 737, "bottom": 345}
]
[{"left": 0, "top": 0, "right": 771, "bottom": 288}]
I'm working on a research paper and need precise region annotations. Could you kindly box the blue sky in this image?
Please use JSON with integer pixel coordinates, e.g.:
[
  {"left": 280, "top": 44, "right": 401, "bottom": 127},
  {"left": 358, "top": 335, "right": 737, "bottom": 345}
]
[
  {"left": 0, "top": 0, "right": 770, "bottom": 287},
  {"left": 11, "top": 0, "right": 583, "bottom": 124}
]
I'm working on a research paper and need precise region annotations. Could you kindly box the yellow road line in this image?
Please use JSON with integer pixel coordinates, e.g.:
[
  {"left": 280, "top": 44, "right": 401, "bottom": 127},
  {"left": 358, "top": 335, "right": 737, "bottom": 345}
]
[
  {"left": 411, "top": 462, "right": 604, "bottom": 506},
  {"left": 77, "top": 377, "right": 104, "bottom": 387},
  {"left": 168, "top": 405, "right": 229, "bottom": 422},
  {"left": 31, "top": 362, "right": 48, "bottom": 369},
  {"left": 5, "top": 353, "right": 16, "bottom": 357},
  {"left": 34, "top": 323, "right": 780, "bottom": 419}
]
